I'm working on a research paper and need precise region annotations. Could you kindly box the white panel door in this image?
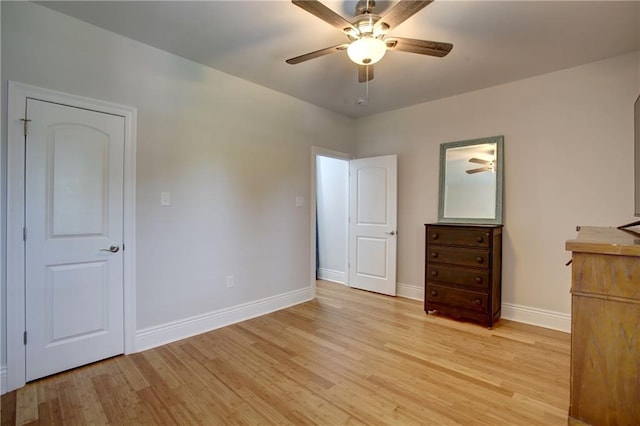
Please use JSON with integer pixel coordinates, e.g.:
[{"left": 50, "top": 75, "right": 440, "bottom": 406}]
[
  {"left": 25, "top": 99, "right": 125, "bottom": 381},
  {"left": 348, "top": 155, "right": 397, "bottom": 296}
]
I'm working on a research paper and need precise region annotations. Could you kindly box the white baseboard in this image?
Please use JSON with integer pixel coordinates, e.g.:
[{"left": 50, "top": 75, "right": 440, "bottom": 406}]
[
  {"left": 1, "top": 366, "right": 7, "bottom": 395},
  {"left": 395, "top": 283, "right": 571, "bottom": 333},
  {"left": 397, "top": 282, "right": 424, "bottom": 301},
  {"left": 501, "top": 302, "right": 571, "bottom": 333},
  {"left": 317, "top": 268, "right": 345, "bottom": 284},
  {"left": 136, "top": 286, "right": 314, "bottom": 352}
]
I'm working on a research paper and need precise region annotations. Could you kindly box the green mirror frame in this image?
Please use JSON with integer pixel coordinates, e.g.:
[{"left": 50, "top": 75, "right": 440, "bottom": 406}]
[{"left": 438, "top": 135, "right": 504, "bottom": 225}]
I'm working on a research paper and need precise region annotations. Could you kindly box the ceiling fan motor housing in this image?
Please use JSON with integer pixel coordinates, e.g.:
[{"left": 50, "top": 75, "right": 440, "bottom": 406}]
[
  {"left": 355, "top": 0, "right": 376, "bottom": 15},
  {"left": 346, "top": 13, "right": 387, "bottom": 40}
]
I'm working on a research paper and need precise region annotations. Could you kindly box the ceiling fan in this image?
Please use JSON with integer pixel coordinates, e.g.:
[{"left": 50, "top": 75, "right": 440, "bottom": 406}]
[
  {"left": 286, "top": 0, "right": 453, "bottom": 83},
  {"left": 466, "top": 158, "right": 495, "bottom": 174}
]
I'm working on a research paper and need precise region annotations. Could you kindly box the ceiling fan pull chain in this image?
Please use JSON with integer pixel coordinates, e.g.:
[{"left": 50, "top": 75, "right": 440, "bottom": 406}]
[{"left": 366, "top": 67, "right": 369, "bottom": 101}]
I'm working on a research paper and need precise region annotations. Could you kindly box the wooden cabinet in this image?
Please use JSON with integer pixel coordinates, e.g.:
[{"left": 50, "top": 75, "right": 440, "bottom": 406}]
[
  {"left": 424, "top": 223, "right": 502, "bottom": 328},
  {"left": 565, "top": 226, "right": 640, "bottom": 425}
]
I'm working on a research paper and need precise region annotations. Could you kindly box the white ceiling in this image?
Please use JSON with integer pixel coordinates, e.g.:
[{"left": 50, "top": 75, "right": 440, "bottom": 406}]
[{"left": 39, "top": 1, "right": 640, "bottom": 118}]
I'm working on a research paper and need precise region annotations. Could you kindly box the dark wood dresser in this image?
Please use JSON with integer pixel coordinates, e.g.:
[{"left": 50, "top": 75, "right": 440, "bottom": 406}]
[
  {"left": 424, "top": 223, "right": 503, "bottom": 328},
  {"left": 565, "top": 226, "right": 640, "bottom": 425}
]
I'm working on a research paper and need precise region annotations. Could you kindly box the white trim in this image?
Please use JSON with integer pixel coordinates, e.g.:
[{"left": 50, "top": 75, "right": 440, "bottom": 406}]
[
  {"left": 0, "top": 368, "right": 7, "bottom": 395},
  {"left": 0, "top": 1, "right": 4, "bottom": 397},
  {"left": 397, "top": 282, "right": 424, "bottom": 301},
  {"left": 317, "top": 268, "right": 345, "bottom": 284},
  {"left": 310, "top": 146, "right": 353, "bottom": 294},
  {"left": 6, "top": 82, "right": 137, "bottom": 392},
  {"left": 501, "top": 302, "right": 571, "bottom": 333},
  {"left": 136, "top": 286, "right": 314, "bottom": 352}
]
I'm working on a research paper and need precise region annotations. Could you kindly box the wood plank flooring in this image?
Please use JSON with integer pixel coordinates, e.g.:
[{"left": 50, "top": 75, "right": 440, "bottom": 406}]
[{"left": 1, "top": 280, "right": 570, "bottom": 425}]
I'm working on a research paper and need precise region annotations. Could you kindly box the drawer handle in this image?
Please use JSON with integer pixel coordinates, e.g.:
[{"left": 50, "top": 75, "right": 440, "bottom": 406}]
[
  {"left": 431, "top": 233, "right": 439, "bottom": 240},
  {"left": 476, "top": 256, "right": 484, "bottom": 264},
  {"left": 431, "top": 252, "right": 438, "bottom": 258},
  {"left": 431, "top": 270, "right": 438, "bottom": 277},
  {"left": 431, "top": 290, "right": 438, "bottom": 297},
  {"left": 475, "top": 276, "right": 483, "bottom": 284},
  {"left": 473, "top": 298, "right": 482, "bottom": 306},
  {"left": 476, "top": 236, "right": 484, "bottom": 243}
]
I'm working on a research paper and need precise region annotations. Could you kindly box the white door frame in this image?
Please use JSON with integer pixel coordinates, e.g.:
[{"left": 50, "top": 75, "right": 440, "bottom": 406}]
[
  {"left": 310, "top": 147, "right": 353, "bottom": 295},
  {"left": 6, "top": 81, "right": 137, "bottom": 392}
]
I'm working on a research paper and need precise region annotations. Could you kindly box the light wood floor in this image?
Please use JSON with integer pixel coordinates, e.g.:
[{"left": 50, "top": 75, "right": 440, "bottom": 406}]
[{"left": 1, "top": 280, "right": 570, "bottom": 425}]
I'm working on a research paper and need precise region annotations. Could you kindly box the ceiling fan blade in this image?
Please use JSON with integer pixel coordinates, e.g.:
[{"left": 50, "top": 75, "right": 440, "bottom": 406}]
[
  {"left": 292, "top": 0, "right": 357, "bottom": 34},
  {"left": 385, "top": 37, "right": 453, "bottom": 57},
  {"left": 469, "top": 158, "right": 491, "bottom": 165},
  {"left": 466, "top": 167, "right": 490, "bottom": 174},
  {"left": 358, "top": 65, "right": 374, "bottom": 83},
  {"left": 286, "top": 44, "right": 349, "bottom": 64},
  {"left": 376, "top": 0, "right": 434, "bottom": 31}
]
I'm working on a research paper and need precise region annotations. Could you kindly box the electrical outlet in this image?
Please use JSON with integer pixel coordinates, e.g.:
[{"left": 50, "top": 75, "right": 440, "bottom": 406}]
[{"left": 226, "top": 275, "right": 234, "bottom": 288}]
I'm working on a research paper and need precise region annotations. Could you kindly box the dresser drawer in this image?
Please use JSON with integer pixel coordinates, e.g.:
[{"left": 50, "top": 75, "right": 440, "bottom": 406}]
[
  {"left": 427, "top": 265, "right": 489, "bottom": 290},
  {"left": 426, "top": 284, "right": 488, "bottom": 313},
  {"left": 428, "top": 246, "right": 489, "bottom": 268},
  {"left": 571, "top": 252, "right": 640, "bottom": 300},
  {"left": 427, "top": 226, "right": 491, "bottom": 248}
]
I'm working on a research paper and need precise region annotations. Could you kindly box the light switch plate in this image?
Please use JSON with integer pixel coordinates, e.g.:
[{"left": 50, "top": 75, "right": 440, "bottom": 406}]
[
  {"left": 161, "top": 192, "right": 171, "bottom": 206},
  {"left": 295, "top": 196, "right": 304, "bottom": 207}
]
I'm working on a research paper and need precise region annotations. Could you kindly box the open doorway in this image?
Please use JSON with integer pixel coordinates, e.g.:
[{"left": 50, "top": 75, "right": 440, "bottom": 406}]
[
  {"left": 316, "top": 155, "right": 349, "bottom": 284},
  {"left": 310, "top": 147, "right": 398, "bottom": 297},
  {"left": 311, "top": 147, "right": 351, "bottom": 289}
]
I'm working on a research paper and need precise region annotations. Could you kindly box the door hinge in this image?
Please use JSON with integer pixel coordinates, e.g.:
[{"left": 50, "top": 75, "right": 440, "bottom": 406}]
[
  {"left": 20, "top": 118, "right": 32, "bottom": 136},
  {"left": 122, "top": 243, "right": 125, "bottom": 251},
  {"left": 23, "top": 227, "right": 27, "bottom": 241},
  {"left": 23, "top": 331, "right": 27, "bottom": 345}
]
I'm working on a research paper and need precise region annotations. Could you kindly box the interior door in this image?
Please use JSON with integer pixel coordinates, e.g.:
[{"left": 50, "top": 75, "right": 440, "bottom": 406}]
[
  {"left": 25, "top": 99, "right": 125, "bottom": 381},
  {"left": 348, "top": 155, "right": 398, "bottom": 296}
]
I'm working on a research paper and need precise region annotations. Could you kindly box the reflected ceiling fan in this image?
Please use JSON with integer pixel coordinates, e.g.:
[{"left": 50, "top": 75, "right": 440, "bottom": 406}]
[
  {"left": 466, "top": 158, "right": 495, "bottom": 174},
  {"left": 286, "top": 0, "right": 453, "bottom": 83}
]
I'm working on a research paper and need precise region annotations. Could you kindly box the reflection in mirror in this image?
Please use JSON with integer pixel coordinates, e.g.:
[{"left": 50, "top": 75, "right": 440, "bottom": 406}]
[
  {"left": 438, "top": 136, "right": 503, "bottom": 224},
  {"left": 445, "top": 143, "right": 496, "bottom": 218}
]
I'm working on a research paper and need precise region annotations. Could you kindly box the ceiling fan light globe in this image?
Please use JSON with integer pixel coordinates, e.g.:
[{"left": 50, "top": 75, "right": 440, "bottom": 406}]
[{"left": 347, "top": 37, "right": 387, "bottom": 65}]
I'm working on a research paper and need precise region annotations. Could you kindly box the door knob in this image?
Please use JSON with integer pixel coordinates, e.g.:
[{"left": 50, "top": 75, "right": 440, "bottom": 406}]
[
  {"left": 100, "top": 245, "right": 120, "bottom": 253},
  {"left": 386, "top": 230, "right": 396, "bottom": 236}
]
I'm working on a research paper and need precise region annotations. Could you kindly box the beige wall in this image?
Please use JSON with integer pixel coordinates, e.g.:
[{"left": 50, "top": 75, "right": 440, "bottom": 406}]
[{"left": 354, "top": 52, "right": 640, "bottom": 327}]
